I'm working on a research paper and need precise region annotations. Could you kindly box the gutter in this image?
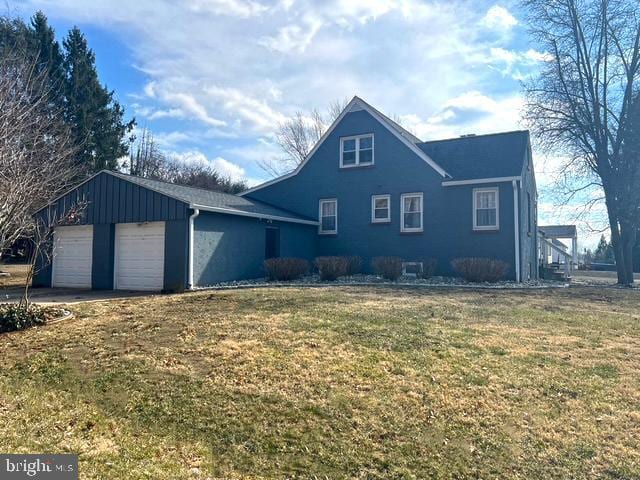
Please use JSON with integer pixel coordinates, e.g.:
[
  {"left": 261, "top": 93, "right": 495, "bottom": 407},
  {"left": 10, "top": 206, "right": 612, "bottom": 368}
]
[
  {"left": 190, "top": 203, "right": 318, "bottom": 226},
  {"left": 512, "top": 180, "right": 521, "bottom": 282},
  {"left": 442, "top": 176, "right": 522, "bottom": 187},
  {"left": 188, "top": 207, "right": 200, "bottom": 290}
]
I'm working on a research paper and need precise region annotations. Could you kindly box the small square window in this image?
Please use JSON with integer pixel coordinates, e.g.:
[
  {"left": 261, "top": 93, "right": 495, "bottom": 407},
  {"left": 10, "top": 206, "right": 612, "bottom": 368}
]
[{"left": 371, "top": 194, "right": 390, "bottom": 223}]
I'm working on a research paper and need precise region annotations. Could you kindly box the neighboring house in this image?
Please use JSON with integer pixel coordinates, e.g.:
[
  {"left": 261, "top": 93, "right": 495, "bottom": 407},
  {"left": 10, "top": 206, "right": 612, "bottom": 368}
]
[
  {"left": 546, "top": 239, "right": 569, "bottom": 264},
  {"left": 33, "top": 96, "right": 538, "bottom": 291}
]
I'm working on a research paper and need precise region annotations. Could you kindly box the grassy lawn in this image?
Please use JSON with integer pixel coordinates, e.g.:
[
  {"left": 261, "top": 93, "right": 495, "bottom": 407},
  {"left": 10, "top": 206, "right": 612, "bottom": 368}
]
[
  {"left": 1, "top": 286, "right": 639, "bottom": 479},
  {"left": 0, "top": 263, "right": 29, "bottom": 288}
]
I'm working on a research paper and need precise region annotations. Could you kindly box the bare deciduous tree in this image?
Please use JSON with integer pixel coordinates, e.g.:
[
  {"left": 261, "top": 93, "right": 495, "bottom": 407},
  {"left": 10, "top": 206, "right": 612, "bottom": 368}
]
[
  {"left": 125, "top": 126, "right": 166, "bottom": 178},
  {"left": 522, "top": 0, "right": 640, "bottom": 285},
  {"left": 260, "top": 98, "right": 349, "bottom": 177},
  {"left": 0, "top": 54, "right": 82, "bottom": 260}
]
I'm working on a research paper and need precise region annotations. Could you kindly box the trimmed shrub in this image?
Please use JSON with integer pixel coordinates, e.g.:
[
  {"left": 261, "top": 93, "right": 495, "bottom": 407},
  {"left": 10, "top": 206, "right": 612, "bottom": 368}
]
[
  {"left": 418, "top": 258, "right": 438, "bottom": 278},
  {"left": 315, "top": 256, "right": 349, "bottom": 281},
  {"left": 451, "top": 257, "right": 509, "bottom": 283},
  {"left": 264, "top": 257, "right": 309, "bottom": 281},
  {"left": 345, "top": 256, "right": 362, "bottom": 276},
  {"left": 372, "top": 256, "right": 403, "bottom": 281},
  {"left": 0, "top": 304, "right": 49, "bottom": 333}
]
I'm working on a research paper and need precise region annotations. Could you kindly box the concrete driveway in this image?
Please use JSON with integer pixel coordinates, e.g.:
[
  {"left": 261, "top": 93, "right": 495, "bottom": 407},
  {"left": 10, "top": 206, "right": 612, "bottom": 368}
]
[{"left": 1, "top": 287, "right": 152, "bottom": 305}]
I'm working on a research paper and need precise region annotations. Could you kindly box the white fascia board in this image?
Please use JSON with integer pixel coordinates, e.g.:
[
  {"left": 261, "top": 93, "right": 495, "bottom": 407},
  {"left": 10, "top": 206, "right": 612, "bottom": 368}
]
[
  {"left": 442, "top": 176, "right": 522, "bottom": 187},
  {"left": 240, "top": 96, "right": 450, "bottom": 196},
  {"left": 190, "top": 204, "right": 319, "bottom": 226}
]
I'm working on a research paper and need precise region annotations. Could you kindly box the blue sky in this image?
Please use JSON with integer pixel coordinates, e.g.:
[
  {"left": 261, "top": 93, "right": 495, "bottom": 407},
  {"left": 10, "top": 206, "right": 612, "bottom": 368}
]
[{"left": 12, "top": 0, "right": 602, "bottom": 247}]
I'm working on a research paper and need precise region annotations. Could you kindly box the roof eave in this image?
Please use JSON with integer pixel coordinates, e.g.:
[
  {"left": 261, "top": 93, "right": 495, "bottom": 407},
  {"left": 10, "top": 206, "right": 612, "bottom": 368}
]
[{"left": 190, "top": 203, "right": 319, "bottom": 226}]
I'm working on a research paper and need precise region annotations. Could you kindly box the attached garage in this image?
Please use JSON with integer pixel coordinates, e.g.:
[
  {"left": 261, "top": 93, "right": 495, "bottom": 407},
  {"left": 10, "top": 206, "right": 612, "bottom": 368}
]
[{"left": 33, "top": 170, "right": 318, "bottom": 292}]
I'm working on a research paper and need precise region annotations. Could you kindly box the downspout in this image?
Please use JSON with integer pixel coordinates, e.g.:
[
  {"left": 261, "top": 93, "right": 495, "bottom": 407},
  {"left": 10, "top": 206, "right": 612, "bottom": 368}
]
[
  {"left": 512, "top": 180, "right": 521, "bottom": 282},
  {"left": 188, "top": 207, "right": 200, "bottom": 290}
]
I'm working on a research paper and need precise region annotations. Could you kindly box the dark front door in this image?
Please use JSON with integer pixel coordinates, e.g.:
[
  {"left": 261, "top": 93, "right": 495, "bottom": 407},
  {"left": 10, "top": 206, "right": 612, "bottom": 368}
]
[{"left": 265, "top": 227, "right": 280, "bottom": 259}]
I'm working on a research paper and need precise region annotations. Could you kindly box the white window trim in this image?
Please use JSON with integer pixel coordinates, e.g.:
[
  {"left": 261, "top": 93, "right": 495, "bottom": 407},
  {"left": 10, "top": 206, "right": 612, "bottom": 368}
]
[
  {"left": 400, "top": 192, "right": 423, "bottom": 233},
  {"left": 371, "top": 194, "right": 391, "bottom": 223},
  {"left": 339, "top": 134, "right": 374, "bottom": 168},
  {"left": 473, "top": 187, "right": 499, "bottom": 231},
  {"left": 318, "top": 198, "right": 338, "bottom": 235}
]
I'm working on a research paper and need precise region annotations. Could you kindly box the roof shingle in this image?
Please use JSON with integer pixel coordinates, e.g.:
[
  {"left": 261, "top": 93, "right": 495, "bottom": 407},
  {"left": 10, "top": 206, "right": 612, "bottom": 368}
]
[
  {"left": 109, "top": 172, "right": 315, "bottom": 223},
  {"left": 416, "top": 130, "right": 530, "bottom": 180}
]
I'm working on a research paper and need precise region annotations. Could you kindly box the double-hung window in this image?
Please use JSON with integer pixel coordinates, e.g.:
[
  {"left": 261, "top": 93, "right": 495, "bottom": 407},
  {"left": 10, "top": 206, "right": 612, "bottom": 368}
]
[
  {"left": 371, "top": 194, "right": 390, "bottom": 223},
  {"left": 319, "top": 199, "right": 337, "bottom": 234},
  {"left": 400, "top": 193, "right": 423, "bottom": 232},
  {"left": 473, "top": 188, "right": 499, "bottom": 230},
  {"left": 340, "top": 134, "right": 374, "bottom": 168}
]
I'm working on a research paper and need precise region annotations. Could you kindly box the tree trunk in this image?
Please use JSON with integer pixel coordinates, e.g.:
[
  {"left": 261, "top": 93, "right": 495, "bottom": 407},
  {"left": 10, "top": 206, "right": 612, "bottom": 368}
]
[
  {"left": 604, "top": 194, "right": 630, "bottom": 285},
  {"left": 620, "top": 225, "right": 637, "bottom": 286}
]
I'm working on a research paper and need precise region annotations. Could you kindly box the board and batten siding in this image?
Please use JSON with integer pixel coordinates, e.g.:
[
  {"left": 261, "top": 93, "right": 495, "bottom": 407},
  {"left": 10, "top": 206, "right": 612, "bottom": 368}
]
[{"left": 33, "top": 171, "right": 189, "bottom": 291}]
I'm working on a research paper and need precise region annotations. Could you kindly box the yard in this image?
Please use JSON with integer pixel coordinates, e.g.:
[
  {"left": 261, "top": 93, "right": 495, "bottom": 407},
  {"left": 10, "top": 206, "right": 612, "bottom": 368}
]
[{"left": 1, "top": 286, "right": 639, "bottom": 479}]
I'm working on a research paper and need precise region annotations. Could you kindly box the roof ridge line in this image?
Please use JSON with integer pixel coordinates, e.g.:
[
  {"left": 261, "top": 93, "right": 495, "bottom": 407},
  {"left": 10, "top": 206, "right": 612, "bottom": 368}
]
[
  {"left": 111, "top": 170, "right": 243, "bottom": 199},
  {"left": 419, "top": 130, "right": 529, "bottom": 145}
]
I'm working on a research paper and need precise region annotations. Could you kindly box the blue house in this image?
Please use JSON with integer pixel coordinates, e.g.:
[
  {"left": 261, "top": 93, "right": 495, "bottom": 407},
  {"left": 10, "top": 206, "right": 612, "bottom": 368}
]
[
  {"left": 243, "top": 96, "right": 538, "bottom": 282},
  {"left": 34, "top": 96, "right": 537, "bottom": 291}
]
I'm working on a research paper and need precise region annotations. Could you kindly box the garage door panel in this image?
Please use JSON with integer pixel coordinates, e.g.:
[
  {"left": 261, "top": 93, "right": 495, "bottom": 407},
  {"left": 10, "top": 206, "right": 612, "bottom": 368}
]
[
  {"left": 52, "top": 226, "right": 93, "bottom": 288},
  {"left": 115, "top": 222, "right": 165, "bottom": 291}
]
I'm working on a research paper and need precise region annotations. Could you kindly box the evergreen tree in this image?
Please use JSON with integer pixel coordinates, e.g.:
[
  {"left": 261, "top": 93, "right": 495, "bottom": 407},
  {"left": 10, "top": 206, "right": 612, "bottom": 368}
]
[
  {"left": 0, "top": 16, "right": 32, "bottom": 58},
  {"left": 594, "top": 235, "right": 615, "bottom": 263},
  {"left": 63, "top": 27, "right": 134, "bottom": 172},
  {"left": 29, "top": 12, "right": 65, "bottom": 110}
]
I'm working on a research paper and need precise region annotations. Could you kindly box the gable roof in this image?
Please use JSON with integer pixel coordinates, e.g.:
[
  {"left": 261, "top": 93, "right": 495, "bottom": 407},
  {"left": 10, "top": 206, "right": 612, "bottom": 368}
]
[
  {"left": 240, "top": 96, "right": 450, "bottom": 196},
  {"left": 36, "top": 170, "right": 317, "bottom": 225},
  {"left": 417, "top": 130, "right": 530, "bottom": 181}
]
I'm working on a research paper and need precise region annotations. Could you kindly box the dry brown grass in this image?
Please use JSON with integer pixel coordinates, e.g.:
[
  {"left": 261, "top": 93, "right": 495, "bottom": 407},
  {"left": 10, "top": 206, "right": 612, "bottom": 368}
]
[
  {"left": 0, "top": 286, "right": 639, "bottom": 479},
  {"left": 0, "top": 263, "right": 29, "bottom": 288}
]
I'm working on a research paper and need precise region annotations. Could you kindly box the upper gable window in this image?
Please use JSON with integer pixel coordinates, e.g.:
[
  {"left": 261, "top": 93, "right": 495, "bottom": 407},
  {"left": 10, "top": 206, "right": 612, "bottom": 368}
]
[{"left": 340, "top": 134, "right": 374, "bottom": 168}]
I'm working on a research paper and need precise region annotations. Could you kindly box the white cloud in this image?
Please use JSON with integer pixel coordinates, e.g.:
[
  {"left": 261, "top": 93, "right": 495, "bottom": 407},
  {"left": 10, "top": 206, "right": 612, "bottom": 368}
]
[
  {"left": 188, "top": 0, "right": 268, "bottom": 18},
  {"left": 210, "top": 157, "right": 246, "bottom": 180},
  {"left": 169, "top": 150, "right": 262, "bottom": 185},
  {"left": 259, "top": 17, "right": 324, "bottom": 54},
  {"left": 481, "top": 5, "right": 518, "bottom": 30},
  {"left": 399, "top": 91, "right": 524, "bottom": 140}
]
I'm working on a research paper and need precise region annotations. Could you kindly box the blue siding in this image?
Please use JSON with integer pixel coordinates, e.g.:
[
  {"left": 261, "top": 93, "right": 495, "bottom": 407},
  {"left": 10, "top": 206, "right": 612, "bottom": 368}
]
[
  {"left": 247, "top": 109, "right": 519, "bottom": 279},
  {"left": 519, "top": 145, "right": 539, "bottom": 280},
  {"left": 92, "top": 223, "right": 115, "bottom": 289},
  {"left": 164, "top": 220, "right": 189, "bottom": 292},
  {"left": 193, "top": 211, "right": 316, "bottom": 285}
]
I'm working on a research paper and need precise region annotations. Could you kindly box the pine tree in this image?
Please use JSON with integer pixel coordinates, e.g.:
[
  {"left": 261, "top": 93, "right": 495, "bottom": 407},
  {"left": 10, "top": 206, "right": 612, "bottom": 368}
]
[
  {"left": 63, "top": 27, "right": 134, "bottom": 172},
  {"left": 29, "top": 12, "right": 65, "bottom": 111}
]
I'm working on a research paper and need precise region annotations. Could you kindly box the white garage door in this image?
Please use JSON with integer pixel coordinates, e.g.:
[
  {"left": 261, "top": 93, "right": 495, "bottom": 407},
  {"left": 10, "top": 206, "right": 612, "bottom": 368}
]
[
  {"left": 114, "top": 222, "right": 165, "bottom": 291},
  {"left": 52, "top": 225, "right": 93, "bottom": 288}
]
